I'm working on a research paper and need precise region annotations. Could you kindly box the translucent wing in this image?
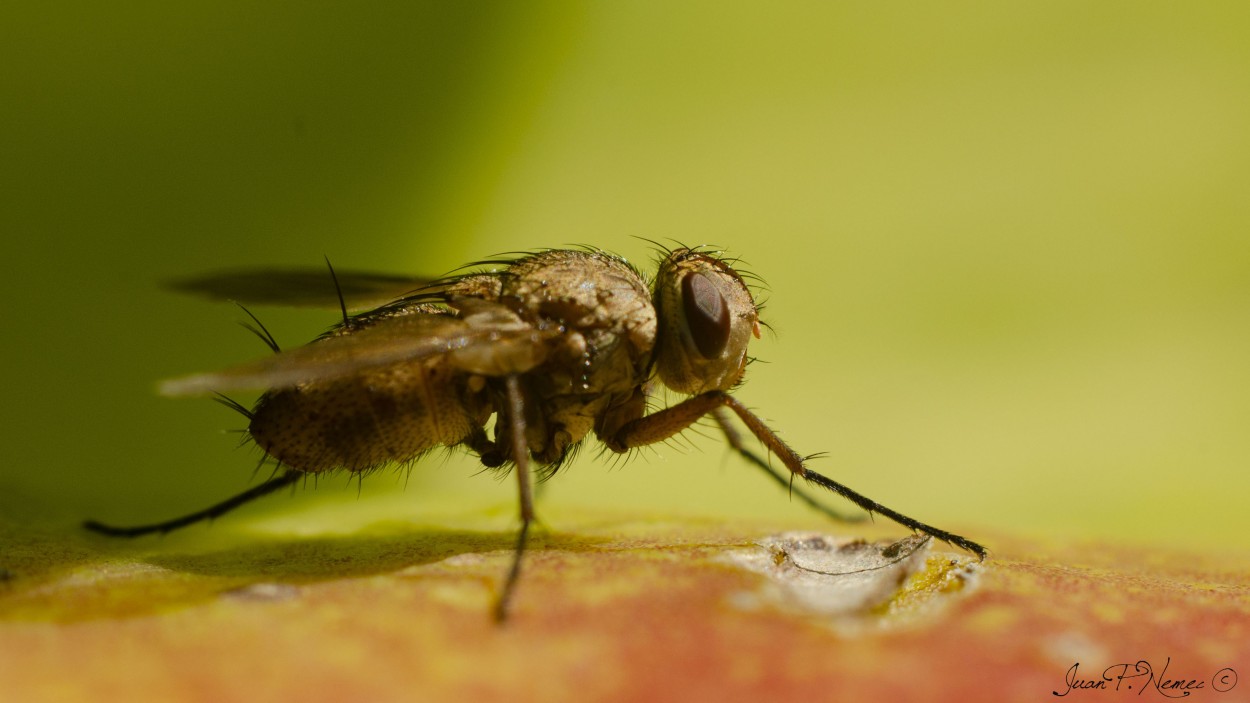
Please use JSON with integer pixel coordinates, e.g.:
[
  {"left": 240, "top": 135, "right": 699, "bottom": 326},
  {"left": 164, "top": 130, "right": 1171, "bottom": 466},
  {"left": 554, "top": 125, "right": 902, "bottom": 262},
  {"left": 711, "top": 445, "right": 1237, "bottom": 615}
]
[
  {"left": 165, "top": 267, "right": 430, "bottom": 311},
  {"left": 160, "top": 300, "right": 557, "bottom": 396}
]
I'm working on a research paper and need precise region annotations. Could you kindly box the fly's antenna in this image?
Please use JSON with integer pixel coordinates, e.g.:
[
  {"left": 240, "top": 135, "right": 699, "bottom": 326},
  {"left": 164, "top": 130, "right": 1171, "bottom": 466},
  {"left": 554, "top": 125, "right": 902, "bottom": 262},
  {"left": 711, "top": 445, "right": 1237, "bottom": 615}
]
[{"left": 325, "top": 255, "right": 349, "bottom": 327}]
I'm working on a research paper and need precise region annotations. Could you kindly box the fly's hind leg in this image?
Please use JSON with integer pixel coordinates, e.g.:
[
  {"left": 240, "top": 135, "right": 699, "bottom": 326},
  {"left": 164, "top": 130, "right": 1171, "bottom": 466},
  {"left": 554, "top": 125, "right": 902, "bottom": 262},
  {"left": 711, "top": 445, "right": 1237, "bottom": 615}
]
[
  {"left": 83, "top": 470, "right": 302, "bottom": 537},
  {"left": 606, "top": 392, "right": 987, "bottom": 560}
]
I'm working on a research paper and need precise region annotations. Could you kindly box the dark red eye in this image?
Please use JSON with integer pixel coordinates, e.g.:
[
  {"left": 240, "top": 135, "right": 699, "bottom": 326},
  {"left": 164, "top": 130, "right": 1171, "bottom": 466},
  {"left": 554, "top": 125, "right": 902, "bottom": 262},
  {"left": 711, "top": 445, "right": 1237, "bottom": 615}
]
[{"left": 681, "top": 272, "right": 731, "bottom": 358}]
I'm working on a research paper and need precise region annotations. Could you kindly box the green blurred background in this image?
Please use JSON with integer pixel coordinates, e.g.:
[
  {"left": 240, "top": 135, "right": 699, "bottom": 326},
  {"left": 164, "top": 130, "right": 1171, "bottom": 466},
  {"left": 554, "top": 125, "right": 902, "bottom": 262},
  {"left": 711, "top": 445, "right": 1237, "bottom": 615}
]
[{"left": 3, "top": 2, "right": 1247, "bottom": 553}]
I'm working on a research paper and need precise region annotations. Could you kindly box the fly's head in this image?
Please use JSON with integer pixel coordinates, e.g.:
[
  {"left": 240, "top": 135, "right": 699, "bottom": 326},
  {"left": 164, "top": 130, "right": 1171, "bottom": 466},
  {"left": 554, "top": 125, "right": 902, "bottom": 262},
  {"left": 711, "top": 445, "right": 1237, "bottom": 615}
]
[{"left": 653, "top": 248, "right": 762, "bottom": 394}]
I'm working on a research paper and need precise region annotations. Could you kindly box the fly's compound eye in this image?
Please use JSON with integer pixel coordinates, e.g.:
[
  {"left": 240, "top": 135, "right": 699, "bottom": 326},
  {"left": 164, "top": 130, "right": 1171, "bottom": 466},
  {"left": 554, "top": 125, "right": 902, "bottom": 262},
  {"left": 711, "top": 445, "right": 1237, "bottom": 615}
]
[
  {"left": 681, "top": 272, "right": 731, "bottom": 359},
  {"left": 653, "top": 248, "right": 759, "bottom": 394}
]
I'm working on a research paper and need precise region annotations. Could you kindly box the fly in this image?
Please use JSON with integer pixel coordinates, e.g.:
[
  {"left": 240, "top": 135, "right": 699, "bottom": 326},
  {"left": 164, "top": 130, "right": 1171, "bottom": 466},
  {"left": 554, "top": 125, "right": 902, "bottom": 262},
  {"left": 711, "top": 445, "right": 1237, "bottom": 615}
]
[{"left": 84, "top": 246, "right": 987, "bottom": 621}]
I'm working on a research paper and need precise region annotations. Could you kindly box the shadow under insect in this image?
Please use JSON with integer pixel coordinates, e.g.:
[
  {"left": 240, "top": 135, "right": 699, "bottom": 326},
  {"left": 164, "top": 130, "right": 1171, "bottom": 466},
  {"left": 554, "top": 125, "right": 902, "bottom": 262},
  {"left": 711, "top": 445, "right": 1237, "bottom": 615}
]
[{"left": 12, "top": 523, "right": 609, "bottom": 622}]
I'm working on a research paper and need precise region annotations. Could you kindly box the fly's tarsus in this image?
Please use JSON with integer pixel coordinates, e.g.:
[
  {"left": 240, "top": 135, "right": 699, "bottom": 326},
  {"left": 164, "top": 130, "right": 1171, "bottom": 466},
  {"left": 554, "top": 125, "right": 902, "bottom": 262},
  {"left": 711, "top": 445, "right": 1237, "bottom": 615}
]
[
  {"left": 83, "top": 470, "right": 302, "bottom": 538},
  {"left": 800, "top": 469, "right": 987, "bottom": 560}
]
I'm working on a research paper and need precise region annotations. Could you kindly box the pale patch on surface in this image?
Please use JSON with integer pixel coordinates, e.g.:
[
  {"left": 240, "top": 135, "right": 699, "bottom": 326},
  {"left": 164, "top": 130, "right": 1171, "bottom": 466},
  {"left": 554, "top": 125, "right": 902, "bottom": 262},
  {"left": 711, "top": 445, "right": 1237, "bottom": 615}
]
[
  {"left": 221, "top": 582, "right": 301, "bottom": 602},
  {"left": 29, "top": 561, "right": 176, "bottom": 594},
  {"left": 1040, "top": 629, "right": 1109, "bottom": 669},
  {"left": 722, "top": 532, "right": 977, "bottom": 626}
]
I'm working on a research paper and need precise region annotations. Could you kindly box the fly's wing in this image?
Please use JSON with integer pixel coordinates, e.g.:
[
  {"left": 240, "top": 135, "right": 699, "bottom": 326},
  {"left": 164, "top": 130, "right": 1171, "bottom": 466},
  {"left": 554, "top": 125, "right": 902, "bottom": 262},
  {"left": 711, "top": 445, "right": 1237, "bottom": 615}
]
[
  {"left": 160, "top": 301, "right": 557, "bottom": 396},
  {"left": 165, "top": 267, "right": 431, "bottom": 311}
]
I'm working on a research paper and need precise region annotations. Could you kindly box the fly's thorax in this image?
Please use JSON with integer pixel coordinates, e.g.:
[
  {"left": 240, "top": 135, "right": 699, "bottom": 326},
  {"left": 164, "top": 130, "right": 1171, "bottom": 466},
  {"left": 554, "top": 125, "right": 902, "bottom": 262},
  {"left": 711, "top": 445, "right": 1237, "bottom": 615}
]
[
  {"left": 323, "top": 301, "right": 449, "bottom": 337},
  {"left": 463, "top": 250, "right": 659, "bottom": 465},
  {"left": 653, "top": 248, "right": 761, "bottom": 394},
  {"left": 498, "top": 250, "right": 657, "bottom": 371},
  {"left": 528, "top": 325, "right": 637, "bottom": 442}
]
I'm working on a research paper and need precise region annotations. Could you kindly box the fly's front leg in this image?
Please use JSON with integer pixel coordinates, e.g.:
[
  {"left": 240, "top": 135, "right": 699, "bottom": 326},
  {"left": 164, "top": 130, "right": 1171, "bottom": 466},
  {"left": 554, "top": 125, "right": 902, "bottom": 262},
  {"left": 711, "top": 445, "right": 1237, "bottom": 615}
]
[
  {"left": 604, "top": 392, "right": 809, "bottom": 473},
  {"left": 722, "top": 396, "right": 985, "bottom": 558},
  {"left": 607, "top": 391, "right": 987, "bottom": 560},
  {"left": 708, "top": 408, "right": 865, "bottom": 524}
]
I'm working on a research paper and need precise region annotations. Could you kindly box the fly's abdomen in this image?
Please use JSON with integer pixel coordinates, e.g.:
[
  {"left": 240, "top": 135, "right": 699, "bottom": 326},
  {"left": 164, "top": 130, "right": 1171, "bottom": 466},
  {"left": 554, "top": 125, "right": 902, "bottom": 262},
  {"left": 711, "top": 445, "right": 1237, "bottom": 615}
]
[{"left": 249, "top": 359, "right": 474, "bottom": 473}]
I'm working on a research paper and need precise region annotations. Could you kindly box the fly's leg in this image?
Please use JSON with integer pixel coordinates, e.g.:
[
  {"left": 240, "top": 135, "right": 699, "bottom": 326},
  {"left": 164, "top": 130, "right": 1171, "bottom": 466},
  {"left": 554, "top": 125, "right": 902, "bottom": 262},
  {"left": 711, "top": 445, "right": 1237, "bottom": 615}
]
[
  {"left": 464, "top": 426, "right": 506, "bottom": 468},
  {"left": 608, "top": 392, "right": 987, "bottom": 560},
  {"left": 494, "top": 374, "right": 535, "bottom": 623},
  {"left": 709, "top": 408, "right": 866, "bottom": 524},
  {"left": 462, "top": 380, "right": 536, "bottom": 622},
  {"left": 83, "top": 470, "right": 302, "bottom": 537},
  {"left": 720, "top": 395, "right": 987, "bottom": 559}
]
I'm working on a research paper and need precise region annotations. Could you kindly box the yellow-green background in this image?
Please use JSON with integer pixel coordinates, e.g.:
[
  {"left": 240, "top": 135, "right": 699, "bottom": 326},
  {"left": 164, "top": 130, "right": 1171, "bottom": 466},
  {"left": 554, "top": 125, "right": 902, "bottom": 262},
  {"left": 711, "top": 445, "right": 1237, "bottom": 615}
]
[{"left": 3, "top": 2, "right": 1247, "bottom": 553}]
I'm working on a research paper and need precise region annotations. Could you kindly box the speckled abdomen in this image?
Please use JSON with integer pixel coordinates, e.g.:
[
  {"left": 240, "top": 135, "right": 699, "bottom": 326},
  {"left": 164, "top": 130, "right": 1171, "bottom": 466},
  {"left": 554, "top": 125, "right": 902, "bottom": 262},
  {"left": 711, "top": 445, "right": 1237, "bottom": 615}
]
[{"left": 248, "top": 358, "right": 476, "bottom": 473}]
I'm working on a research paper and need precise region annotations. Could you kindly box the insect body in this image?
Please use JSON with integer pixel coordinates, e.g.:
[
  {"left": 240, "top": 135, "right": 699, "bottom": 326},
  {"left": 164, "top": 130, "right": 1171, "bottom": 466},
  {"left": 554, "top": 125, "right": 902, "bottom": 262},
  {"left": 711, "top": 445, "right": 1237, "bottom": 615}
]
[{"left": 85, "top": 246, "right": 986, "bottom": 620}]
